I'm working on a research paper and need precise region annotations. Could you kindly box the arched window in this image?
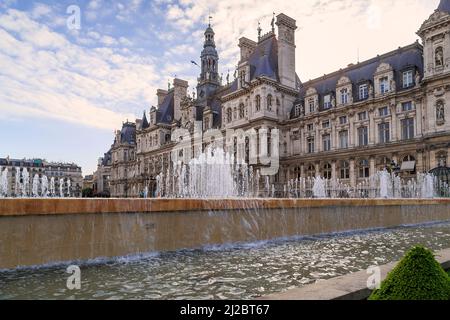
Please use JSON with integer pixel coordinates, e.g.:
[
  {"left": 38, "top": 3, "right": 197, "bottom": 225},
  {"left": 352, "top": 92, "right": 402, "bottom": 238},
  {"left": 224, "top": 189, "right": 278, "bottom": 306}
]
[
  {"left": 435, "top": 47, "right": 444, "bottom": 67},
  {"left": 359, "top": 159, "right": 370, "bottom": 178},
  {"left": 267, "top": 94, "right": 273, "bottom": 111},
  {"left": 340, "top": 161, "right": 350, "bottom": 179},
  {"left": 307, "top": 164, "right": 316, "bottom": 178},
  {"left": 227, "top": 108, "right": 232, "bottom": 123},
  {"left": 239, "top": 103, "right": 245, "bottom": 119},
  {"left": 255, "top": 95, "right": 261, "bottom": 112},
  {"left": 323, "top": 163, "right": 332, "bottom": 179}
]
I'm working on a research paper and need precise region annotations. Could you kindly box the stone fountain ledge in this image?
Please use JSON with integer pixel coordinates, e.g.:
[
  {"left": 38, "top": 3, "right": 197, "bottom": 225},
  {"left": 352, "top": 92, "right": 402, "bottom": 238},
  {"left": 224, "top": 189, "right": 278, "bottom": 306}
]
[
  {"left": 1, "top": 198, "right": 450, "bottom": 270},
  {"left": 1, "top": 198, "right": 450, "bottom": 216},
  {"left": 259, "top": 248, "right": 450, "bottom": 300}
]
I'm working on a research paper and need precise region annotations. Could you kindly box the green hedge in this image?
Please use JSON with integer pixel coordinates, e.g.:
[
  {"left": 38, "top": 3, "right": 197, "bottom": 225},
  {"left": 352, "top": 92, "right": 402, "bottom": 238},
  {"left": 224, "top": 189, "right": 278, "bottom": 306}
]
[{"left": 369, "top": 246, "right": 450, "bottom": 300}]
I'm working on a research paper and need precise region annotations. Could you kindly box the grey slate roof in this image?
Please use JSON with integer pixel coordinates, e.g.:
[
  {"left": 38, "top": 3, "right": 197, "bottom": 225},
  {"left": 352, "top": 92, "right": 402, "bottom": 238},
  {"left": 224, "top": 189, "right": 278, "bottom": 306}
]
[
  {"left": 156, "top": 91, "right": 174, "bottom": 124},
  {"left": 292, "top": 42, "right": 423, "bottom": 118},
  {"left": 120, "top": 122, "right": 136, "bottom": 144},
  {"left": 141, "top": 112, "right": 149, "bottom": 129},
  {"left": 101, "top": 150, "right": 112, "bottom": 166},
  {"left": 438, "top": 0, "right": 450, "bottom": 13},
  {"left": 247, "top": 35, "right": 279, "bottom": 82}
]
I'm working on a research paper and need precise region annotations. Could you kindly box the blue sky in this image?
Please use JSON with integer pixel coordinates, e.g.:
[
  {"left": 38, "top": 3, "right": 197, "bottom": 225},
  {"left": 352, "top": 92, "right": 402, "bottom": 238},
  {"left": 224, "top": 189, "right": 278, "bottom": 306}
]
[{"left": 0, "top": 0, "right": 440, "bottom": 175}]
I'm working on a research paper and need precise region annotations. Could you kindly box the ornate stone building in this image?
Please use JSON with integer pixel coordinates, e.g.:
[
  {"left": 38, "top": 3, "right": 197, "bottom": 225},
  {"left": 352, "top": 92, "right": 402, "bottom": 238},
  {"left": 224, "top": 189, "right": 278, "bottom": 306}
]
[
  {"left": 99, "top": 3, "right": 450, "bottom": 198},
  {"left": 0, "top": 157, "right": 83, "bottom": 197}
]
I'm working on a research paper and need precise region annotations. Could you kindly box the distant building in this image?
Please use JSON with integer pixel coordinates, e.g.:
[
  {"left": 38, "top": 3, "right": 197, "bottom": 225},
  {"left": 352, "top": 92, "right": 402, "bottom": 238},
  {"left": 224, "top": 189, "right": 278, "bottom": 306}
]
[
  {"left": 0, "top": 157, "right": 83, "bottom": 197},
  {"left": 98, "top": 2, "right": 450, "bottom": 198},
  {"left": 93, "top": 149, "right": 112, "bottom": 197}
]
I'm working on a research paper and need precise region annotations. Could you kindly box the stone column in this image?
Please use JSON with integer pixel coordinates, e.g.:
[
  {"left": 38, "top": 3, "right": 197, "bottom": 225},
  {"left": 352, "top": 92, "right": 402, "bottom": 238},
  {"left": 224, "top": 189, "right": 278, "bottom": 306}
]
[
  {"left": 300, "top": 164, "right": 305, "bottom": 178},
  {"left": 391, "top": 104, "right": 398, "bottom": 141},
  {"left": 350, "top": 158, "right": 356, "bottom": 187},
  {"left": 369, "top": 157, "right": 376, "bottom": 176},
  {"left": 369, "top": 110, "right": 375, "bottom": 145},
  {"left": 415, "top": 99, "right": 422, "bottom": 137},
  {"left": 315, "top": 162, "right": 320, "bottom": 178}
]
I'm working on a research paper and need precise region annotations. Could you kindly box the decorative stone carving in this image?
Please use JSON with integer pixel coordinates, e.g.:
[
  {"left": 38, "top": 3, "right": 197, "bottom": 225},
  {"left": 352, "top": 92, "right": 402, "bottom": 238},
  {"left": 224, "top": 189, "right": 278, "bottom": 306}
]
[{"left": 436, "top": 100, "right": 445, "bottom": 124}]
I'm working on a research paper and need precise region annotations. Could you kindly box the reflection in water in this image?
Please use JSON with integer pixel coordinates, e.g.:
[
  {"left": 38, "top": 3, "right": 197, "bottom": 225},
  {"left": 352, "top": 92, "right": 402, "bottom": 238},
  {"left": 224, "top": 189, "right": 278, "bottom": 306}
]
[{"left": 1, "top": 222, "right": 450, "bottom": 300}]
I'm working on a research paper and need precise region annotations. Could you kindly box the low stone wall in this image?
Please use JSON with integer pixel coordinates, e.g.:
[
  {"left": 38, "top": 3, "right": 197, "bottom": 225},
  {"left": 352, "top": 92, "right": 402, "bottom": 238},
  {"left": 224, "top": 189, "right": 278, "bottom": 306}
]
[
  {"left": 259, "top": 248, "right": 450, "bottom": 300},
  {"left": 0, "top": 198, "right": 449, "bottom": 270}
]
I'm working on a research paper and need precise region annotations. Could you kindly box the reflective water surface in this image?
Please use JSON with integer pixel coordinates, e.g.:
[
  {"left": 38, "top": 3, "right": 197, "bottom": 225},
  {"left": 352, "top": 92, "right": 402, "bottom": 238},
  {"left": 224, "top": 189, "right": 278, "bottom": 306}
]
[{"left": 1, "top": 222, "right": 450, "bottom": 300}]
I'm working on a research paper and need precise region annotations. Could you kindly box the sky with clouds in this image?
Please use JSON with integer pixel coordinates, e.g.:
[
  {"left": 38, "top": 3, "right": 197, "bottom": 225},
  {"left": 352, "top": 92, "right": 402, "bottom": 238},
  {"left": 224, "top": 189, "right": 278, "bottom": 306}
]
[{"left": 0, "top": 0, "right": 441, "bottom": 175}]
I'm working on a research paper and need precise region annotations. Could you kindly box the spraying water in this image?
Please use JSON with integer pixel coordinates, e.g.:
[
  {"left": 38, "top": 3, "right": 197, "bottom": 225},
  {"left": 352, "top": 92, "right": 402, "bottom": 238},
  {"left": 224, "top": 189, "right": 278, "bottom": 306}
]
[{"left": 32, "top": 174, "right": 40, "bottom": 197}]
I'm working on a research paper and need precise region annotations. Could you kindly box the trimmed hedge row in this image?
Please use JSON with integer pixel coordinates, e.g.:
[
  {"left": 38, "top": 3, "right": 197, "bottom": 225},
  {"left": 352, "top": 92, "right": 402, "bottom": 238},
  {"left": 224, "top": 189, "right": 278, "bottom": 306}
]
[{"left": 369, "top": 246, "right": 450, "bottom": 300}]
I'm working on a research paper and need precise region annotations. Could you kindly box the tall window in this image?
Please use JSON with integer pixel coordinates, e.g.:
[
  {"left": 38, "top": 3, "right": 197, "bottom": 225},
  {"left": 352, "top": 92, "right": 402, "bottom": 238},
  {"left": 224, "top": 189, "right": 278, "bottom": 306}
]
[
  {"left": 379, "top": 122, "right": 390, "bottom": 144},
  {"left": 359, "top": 84, "right": 368, "bottom": 100},
  {"left": 380, "top": 77, "right": 389, "bottom": 94},
  {"left": 267, "top": 94, "right": 273, "bottom": 111},
  {"left": 307, "top": 165, "right": 316, "bottom": 178},
  {"left": 403, "top": 70, "right": 414, "bottom": 88},
  {"left": 322, "top": 120, "right": 330, "bottom": 129},
  {"left": 239, "top": 104, "right": 245, "bottom": 119},
  {"left": 307, "top": 123, "right": 314, "bottom": 132},
  {"left": 379, "top": 106, "right": 389, "bottom": 117},
  {"left": 308, "top": 98, "right": 315, "bottom": 113},
  {"left": 359, "top": 159, "right": 370, "bottom": 178},
  {"left": 401, "top": 118, "right": 414, "bottom": 140},
  {"left": 294, "top": 104, "right": 302, "bottom": 117},
  {"left": 339, "top": 116, "right": 348, "bottom": 125},
  {"left": 340, "top": 161, "right": 350, "bottom": 179},
  {"left": 402, "top": 101, "right": 413, "bottom": 112},
  {"left": 323, "top": 134, "right": 331, "bottom": 152},
  {"left": 307, "top": 137, "right": 315, "bottom": 154},
  {"left": 340, "top": 88, "right": 349, "bottom": 105},
  {"left": 323, "top": 94, "right": 332, "bottom": 109},
  {"left": 358, "top": 111, "right": 368, "bottom": 121},
  {"left": 227, "top": 108, "right": 232, "bottom": 123},
  {"left": 358, "top": 126, "right": 369, "bottom": 146},
  {"left": 323, "top": 163, "right": 332, "bottom": 179},
  {"left": 339, "top": 130, "right": 349, "bottom": 149},
  {"left": 255, "top": 95, "right": 261, "bottom": 112}
]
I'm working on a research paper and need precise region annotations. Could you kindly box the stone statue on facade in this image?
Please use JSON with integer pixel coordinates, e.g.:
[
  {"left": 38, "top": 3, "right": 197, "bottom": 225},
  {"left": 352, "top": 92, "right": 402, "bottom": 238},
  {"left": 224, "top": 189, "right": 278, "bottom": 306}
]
[{"left": 436, "top": 101, "right": 445, "bottom": 122}]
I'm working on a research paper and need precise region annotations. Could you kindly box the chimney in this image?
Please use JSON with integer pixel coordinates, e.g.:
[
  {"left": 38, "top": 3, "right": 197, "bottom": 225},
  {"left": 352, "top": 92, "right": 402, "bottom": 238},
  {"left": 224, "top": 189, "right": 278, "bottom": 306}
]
[
  {"left": 276, "top": 13, "right": 297, "bottom": 89},
  {"left": 173, "top": 78, "right": 189, "bottom": 122},
  {"left": 157, "top": 89, "right": 168, "bottom": 107},
  {"left": 238, "top": 37, "right": 257, "bottom": 62}
]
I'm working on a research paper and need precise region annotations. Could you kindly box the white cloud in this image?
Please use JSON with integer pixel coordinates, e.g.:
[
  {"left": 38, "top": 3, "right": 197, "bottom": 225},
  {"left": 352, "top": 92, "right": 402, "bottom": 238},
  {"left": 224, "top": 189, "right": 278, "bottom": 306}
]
[
  {"left": 0, "top": 9, "right": 163, "bottom": 131},
  {"left": 158, "top": 0, "right": 439, "bottom": 82}
]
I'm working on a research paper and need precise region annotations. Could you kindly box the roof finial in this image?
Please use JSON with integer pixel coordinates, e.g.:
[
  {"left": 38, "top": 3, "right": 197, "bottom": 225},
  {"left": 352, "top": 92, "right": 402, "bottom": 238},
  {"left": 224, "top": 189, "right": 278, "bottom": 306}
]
[
  {"left": 271, "top": 12, "right": 276, "bottom": 32},
  {"left": 208, "top": 15, "right": 212, "bottom": 27},
  {"left": 257, "top": 21, "right": 262, "bottom": 41}
]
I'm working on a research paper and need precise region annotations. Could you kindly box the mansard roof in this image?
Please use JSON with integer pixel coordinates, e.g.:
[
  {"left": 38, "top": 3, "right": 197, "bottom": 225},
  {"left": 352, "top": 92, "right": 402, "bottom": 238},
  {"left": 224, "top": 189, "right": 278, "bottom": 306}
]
[
  {"left": 247, "top": 34, "right": 279, "bottom": 82},
  {"left": 101, "top": 149, "right": 112, "bottom": 166},
  {"left": 120, "top": 122, "right": 136, "bottom": 144},
  {"left": 295, "top": 42, "right": 423, "bottom": 107},
  {"left": 156, "top": 91, "right": 174, "bottom": 124},
  {"left": 438, "top": 0, "right": 450, "bottom": 13},
  {"left": 141, "top": 111, "right": 149, "bottom": 129}
]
